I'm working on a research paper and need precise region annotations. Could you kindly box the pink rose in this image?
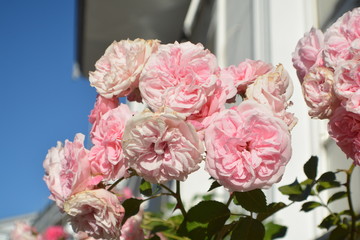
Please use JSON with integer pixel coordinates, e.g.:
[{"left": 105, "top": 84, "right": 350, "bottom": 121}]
[
  {"left": 302, "top": 67, "right": 340, "bottom": 119},
  {"left": 43, "top": 134, "right": 95, "bottom": 209},
  {"left": 205, "top": 100, "right": 292, "bottom": 192},
  {"left": 139, "top": 41, "right": 218, "bottom": 115},
  {"left": 220, "top": 59, "right": 273, "bottom": 95},
  {"left": 64, "top": 189, "right": 125, "bottom": 240},
  {"left": 323, "top": 8, "right": 360, "bottom": 67},
  {"left": 89, "top": 95, "right": 119, "bottom": 140},
  {"left": 245, "top": 64, "right": 297, "bottom": 130},
  {"left": 89, "top": 39, "right": 159, "bottom": 99},
  {"left": 120, "top": 211, "right": 145, "bottom": 240},
  {"left": 328, "top": 107, "right": 360, "bottom": 165},
  {"left": 10, "top": 222, "right": 40, "bottom": 240},
  {"left": 186, "top": 79, "right": 228, "bottom": 137},
  {"left": 292, "top": 27, "right": 324, "bottom": 83},
  {"left": 42, "top": 226, "right": 68, "bottom": 240},
  {"left": 89, "top": 95, "right": 119, "bottom": 125},
  {"left": 89, "top": 104, "right": 133, "bottom": 181},
  {"left": 122, "top": 109, "right": 204, "bottom": 184},
  {"left": 334, "top": 60, "right": 360, "bottom": 114}
]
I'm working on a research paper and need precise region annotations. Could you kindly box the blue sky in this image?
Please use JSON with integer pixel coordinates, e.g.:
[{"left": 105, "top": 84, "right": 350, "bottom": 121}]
[{"left": 0, "top": 1, "right": 98, "bottom": 218}]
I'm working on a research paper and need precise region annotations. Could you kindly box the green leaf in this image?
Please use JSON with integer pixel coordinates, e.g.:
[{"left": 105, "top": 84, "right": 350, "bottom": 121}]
[
  {"left": 231, "top": 217, "right": 265, "bottom": 240},
  {"left": 179, "top": 200, "right": 231, "bottom": 239},
  {"left": 264, "top": 222, "right": 287, "bottom": 240},
  {"left": 234, "top": 189, "right": 267, "bottom": 213},
  {"left": 278, "top": 179, "right": 302, "bottom": 195},
  {"left": 329, "top": 225, "right": 349, "bottom": 240},
  {"left": 256, "top": 202, "right": 287, "bottom": 222},
  {"left": 208, "top": 180, "right": 221, "bottom": 192},
  {"left": 304, "top": 156, "right": 318, "bottom": 180},
  {"left": 317, "top": 171, "right": 336, "bottom": 182},
  {"left": 327, "top": 191, "right": 347, "bottom": 204},
  {"left": 140, "top": 178, "right": 152, "bottom": 197},
  {"left": 301, "top": 201, "right": 322, "bottom": 212},
  {"left": 316, "top": 181, "right": 341, "bottom": 193},
  {"left": 319, "top": 214, "right": 340, "bottom": 230},
  {"left": 121, "top": 198, "right": 143, "bottom": 224}
]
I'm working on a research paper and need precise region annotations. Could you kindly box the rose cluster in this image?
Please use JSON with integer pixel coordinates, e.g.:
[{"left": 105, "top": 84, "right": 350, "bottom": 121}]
[
  {"left": 43, "top": 38, "right": 296, "bottom": 239},
  {"left": 10, "top": 223, "right": 68, "bottom": 240},
  {"left": 292, "top": 7, "right": 360, "bottom": 165}
]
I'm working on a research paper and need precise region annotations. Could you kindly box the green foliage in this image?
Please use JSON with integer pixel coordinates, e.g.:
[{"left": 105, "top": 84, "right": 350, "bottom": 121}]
[
  {"left": 231, "top": 217, "right": 265, "bottom": 240},
  {"left": 329, "top": 225, "right": 349, "bottom": 240},
  {"left": 264, "top": 222, "right": 287, "bottom": 240},
  {"left": 304, "top": 156, "right": 318, "bottom": 180},
  {"left": 140, "top": 178, "right": 153, "bottom": 197},
  {"left": 301, "top": 201, "right": 322, "bottom": 212},
  {"left": 122, "top": 198, "right": 144, "bottom": 224},
  {"left": 233, "top": 189, "right": 267, "bottom": 213},
  {"left": 319, "top": 214, "right": 340, "bottom": 230},
  {"left": 327, "top": 191, "right": 347, "bottom": 205},
  {"left": 207, "top": 180, "right": 221, "bottom": 192},
  {"left": 256, "top": 202, "right": 287, "bottom": 222},
  {"left": 178, "top": 200, "right": 231, "bottom": 240}
]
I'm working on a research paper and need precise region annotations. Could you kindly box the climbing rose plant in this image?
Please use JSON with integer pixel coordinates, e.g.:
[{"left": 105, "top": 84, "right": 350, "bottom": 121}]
[{"left": 37, "top": 7, "right": 360, "bottom": 240}]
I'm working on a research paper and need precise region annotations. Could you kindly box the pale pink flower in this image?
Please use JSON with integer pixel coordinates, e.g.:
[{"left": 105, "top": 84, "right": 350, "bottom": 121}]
[
  {"left": 42, "top": 226, "right": 68, "bottom": 240},
  {"left": 89, "top": 95, "right": 119, "bottom": 140},
  {"left": 245, "top": 64, "right": 297, "bottom": 130},
  {"left": 334, "top": 60, "right": 360, "bottom": 114},
  {"left": 64, "top": 189, "right": 125, "bottom": 240},
  {"left": 43, "top": 134, "right": 96, "bottom": 210},
  {"left": 205, "top": 100, "right": 292, "bottom": 192},
  {"left": 323, "top": 8, "right": 360, "bottom": 67},
  {"left": 10, "top": 222, "right": 40, "bottom": 240},
  {"left": 139, "top": 41, "right": 218, "bottom": 115},
  {"left": 120, "top": 211, "right": 144, "bottom": 240},
  {"left": 122, "top": 109, "right": 204, "bottom": 184},
  {"left": 328, "top": 107, "right": 360, "bottom": 165},
  {"left": 220, "top": 59, "right": 273, "bottom": 95},
  {"left": 302, "top": 67, "right": 340, "bottom": 119},
  {"left": 292, "top": 27, "right": 325, "bottom": 83},
  {"left": 89, "top": 95, "right": 119, "bottom": 125},
  {"left": 89, "top": 39, "right": 159, "bottom": 99},
  {"left": 186, "top": 79, "right": 228, "bottom": 138},
  {"left": 89, "top": 104, "right": 133, "bottom": 181}
]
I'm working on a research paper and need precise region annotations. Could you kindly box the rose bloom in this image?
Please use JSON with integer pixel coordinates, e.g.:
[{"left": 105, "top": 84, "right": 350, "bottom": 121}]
[
  {"left": 328, "top": 106, "right": 360, "bottom": 165},
  {"left": 205, "top": 100, "right": 292, "bottom": 192},
  {"left": 122, "top": 109, "right": 204, "bottom": 184},
  {"left": 89, "top": 39, "right": 159, "bottom": 99},
  {"left": 302, "top": 67, "right": 340, "bottom": 119},
  {"left": 139, "top": 41, "right": 218, "bottom": 116},
  {"left": 292, "top": 27, "right": 324, "bottom": 83},
  {"left": 43, "top": 134, "right": 96, "bottom": 210},
  {"left": 89, "top": 104, "right": 133, "bottom": 181},
  {"left": 120, "top": 211, "right": 145, "bottom": 240},
  {"left": 245, "top": 64, "right": 297, "bottom": 130},
  {"left": 42, "top": 226, "right": 68, "bottom": 240},
  {"left": 323, "top": 7, "right": 360, "bottom": 67},
  {"left": 220, "top": 59, "right": 273, "bottom": 95},
  {"left": 64, "top": 189, "right": 125, "bottom": 240},
  {"left": 334, "top": 60, "right": 360, "bottom": 114},
  {"left": 10, "top": 222, "right": 40, "bottom": 240}
]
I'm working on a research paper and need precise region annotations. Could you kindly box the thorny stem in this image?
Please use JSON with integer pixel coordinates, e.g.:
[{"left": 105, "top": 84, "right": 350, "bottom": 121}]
[
  {"left": 160, "top": 183, "right": 176, "bottom": 196},
  {"left": 226, "top": 193, "right": 234, "bottom": 207},
  {"left": 176, "top": 181, "right": 187, "bottom": 216},
  {"left": 144, "top": 192, "right": 172, "bottom": 202},
  {"left": 345, "top": 163, "right": 356, "bottom": 240},
  {"left": 107, "top": 177, "right": 124, "bottom": 191},
  {"left": 315, "top": 191, "right": 335, "bottom": 215},
  {"left": 107, "top": 171, "right": 137, "bottom": 191},
  {"left": 160, "top": 182, "right": 187, "bottom": 216}
]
